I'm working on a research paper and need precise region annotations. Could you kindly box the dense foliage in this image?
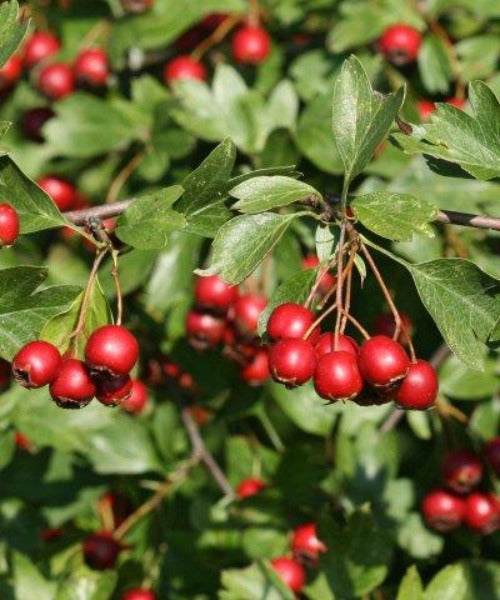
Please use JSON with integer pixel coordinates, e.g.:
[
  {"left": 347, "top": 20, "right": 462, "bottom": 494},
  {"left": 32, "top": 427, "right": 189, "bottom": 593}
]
[{"left": 0, "top": 0, "right": 498, "bottom": 598}]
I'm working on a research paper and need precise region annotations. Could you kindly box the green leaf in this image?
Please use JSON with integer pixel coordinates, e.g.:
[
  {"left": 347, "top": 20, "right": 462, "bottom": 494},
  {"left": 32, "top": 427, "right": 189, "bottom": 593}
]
[
  {"left": 198, "top": 212, "right": 300, "bottom": 284},
  {"left": 0, "top": 156, "right": 69, "bottom": 233},
  {"left": 352, "top": 192, "right": 438, "bottom": 241},
  {"left": 55, "top": 564, "right": 117, "bottom": 600},
  {"left": 13, "top": 552, "right": 56, "bottom": 600},
  {"left": 392, "top": 81, "right": 500, "bottom": 180},
  {"left": 397, "top": 513, "right": 443, "bottom": 559},
  {"left": 424, "top": 561, "right": 500, "bottom": 600},
  {"left": 220, "top": 561, "right": 294, "bottom": 600},
  {"left": 116, "top": 185, "right": 186, "bottom": 250},
  {"left": 0, "top": 266, "right": 81, "bottom": 360},
  {"left": 267, "top": 79, "right": 299, "bottom": 131},
  {"left": 332, "top": 55, "right": 405, "bottom": 182},
  {"left": 418, "top": 34, "right": 452, "bottom": 94},
  {"left": 396, "top": 566, "right": 424, "bottom": 600},
  {"left": 315, "top": 224, "right": 337, "bottom": 262},
  {"left": 439, "top": 354, "right": 498, "bottom": 399},
  {"left": 0, "top": 0, "right": 29, "bottom": 69},
  {"left": 230, "top": 176, "right": 321, "bottom": 214}
]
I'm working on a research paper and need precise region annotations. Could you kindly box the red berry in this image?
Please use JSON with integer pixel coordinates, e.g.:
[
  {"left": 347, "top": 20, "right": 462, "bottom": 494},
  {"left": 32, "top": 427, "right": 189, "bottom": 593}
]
[
  {"left": 482, "top": 437, "right": 500, "bottom": 476},
  {"left": 417, "top": 100, "right": 436, "bottom": 121},
  {"left": 373, "top": 312, "right": 413, "bottom": 344},
  {"left": 443, "top": 450, "right": 483, "bottom": 494},
  {"left": 121, "top": 590, "right": 157, "bottom": 600},
  {"left": 37, "top": 63, "right": 75, "bottom": 100},
  {"left": 74, "top": 48, "right": 109, "bottom": 87},
  {"left": 37, "top": 176, "right": 76, "bottom": 211},
  {"left": 379, "top": 24, "right": 422, "bottom": 65},
  {"left": 463, "top": 493, "right": 499, "bottom": 535},
  {"left": 194, "top": 275, "right": 239, "bottom": 315},
  {"left": 291, "top": 523, "right": 327, "bottom": 560},
  {"left": 314, "top": 332, "right": 358, "bottom": 359},
  {"left": 96, "top": 374, "right": 133, "bottom": 407},
  {"left": 83, "top": 531, "right": 122, "bottom": 570},
  {"left": 236, "top": 477, "right": 266, "bottom": 498},
  {"left": 267, "top": 303, "right": 319, "bottom": 343},
  {"left": 85, "top": 325, "right": 139, "bottom": 376},
  {"left": 22, "top": 107, "right": 54, "bottom": 142},
  {"left": 0, "top": 55, "right": 23, "bottom": 90},
  {"left": 186, "top": 310, "right": 225, "bottom": 349},
  {"left": 202, "top": 13, "right": 228, "bottom": 31},
  {"left": 314, "top": 351, "right": 363, "bottom": 401},
  {"left": 0, "top": 203, "right": 20, "bottom": 246},
  {"left": 0, "top": 358, "right": 10, "bottom": 387},
  {"left": 358, "top": 335, "right": 409, "bottom": 387},
  {"left": 268, "top": 338, "right": 315, "bottom": 387},
  {"left": 163, "top": 55, "right": 206, "bottom": 84},
  {"left": 270, "top": 556, "right": 306, "bottom": 593},
  {"left": 15, "top": 432, "right": 32, "bottom": 451},
  {"left": 121, "top": 379, "right": 149, "bottom": 413},
  {"left": 301, "top": 254, "right": 336, "bottom": 293},
  {"left": 421, "top": 489, "right": 465, "bottom": 532},
  {"left": 50, "top": 359, "right": 96, "bottom": 409},
  {"left": 186, "top": 405, "right": 211, "bottom": 427},
  {"left": 232, "top": 26, "right": 271, "bottom": 65},
  {"left": 163, "top": 359, "right": 180, "bottom": 379},
  {"left": 230, "top": 294, "right": 268, "bottom": 337},
  {"left": 447, "top": 97, "right": 466, "bottom": 109},
  {"left": 12, "top": 341, "right": 62, "bottom": 388},
  {"left": 41, "top": 527, "right": 62, "bottom": 542},
  {"left": 392, "top": 359, "right": 438, "bottom": 410},
  {"left": 240, "top": 349, "right": 270, "bottom": 386},
  {"left": 23, "top": 32, "right": 61, "bottom": 69}
]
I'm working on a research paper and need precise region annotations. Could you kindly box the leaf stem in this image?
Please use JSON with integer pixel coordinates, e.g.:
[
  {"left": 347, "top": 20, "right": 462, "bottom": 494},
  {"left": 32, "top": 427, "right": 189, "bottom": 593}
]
[
  {"left": 191, "top": 15, "right": 240, "bottom": 61},
  {"left": 111, "top": 249, "right": 123, "bottom": 325}
]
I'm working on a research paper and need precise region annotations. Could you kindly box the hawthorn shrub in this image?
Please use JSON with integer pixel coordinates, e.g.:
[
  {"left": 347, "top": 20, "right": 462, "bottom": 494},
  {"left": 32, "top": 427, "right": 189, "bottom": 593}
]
[{"left": 0, "top": 1, "right": 498, "bottom": 598}]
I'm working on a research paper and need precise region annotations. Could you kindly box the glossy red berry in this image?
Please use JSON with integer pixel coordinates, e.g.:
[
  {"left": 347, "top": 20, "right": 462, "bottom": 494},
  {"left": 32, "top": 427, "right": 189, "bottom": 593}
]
[
  {"left": 0, "top": 203, "right": 20, "bottom": 247},
  {"left": 236, "top": 477, "right": 266, "bottom": 498},
  {"left": 96, "top": 374, "right": 133, "bottom": 407},
  {"left": 121, "top": 379, "right": 149, "bottom": 413},
  {"left": 292, "top": 523, "right": 327, "bottom": 561},
  {"left": 267, "top": 303, "right": 319, "bottom": 343},
  {"left": 23, "top": 32, "right": 61, "bottom": 69},
  {"left": 443, "top": 450, "right": 483, "bottom": 494},
  {"left": 37, "top": 63, "right": 75, "bottom": 100},
  {"left": 240, "top": 349, "right": 270, "bottom": 386},
  {"left": 74, "top": 48, "right": 109, "bottom": 87},
  {"left": 358, "top": 335, "right": 409, "bottom": 387},
  {"left": 392, "top": 359, "right": 438, "bottom": 410},
  {"left": 314, "top": 351, "right": 363, "bottom": 401},
  {"left": 379, "top": 24, "right": 422, "bottom": 65},
  {"left": 314, "top": 332, "right": 358, "bottom": 359},
  {"left": 37, "top": 176, "right": 76, "bottom": 211},
  {"left": 163, "top": 55, "right": 206, "bottom": 84},
  {"left": 0, "top": 55, "right": 23, "bottom": 90},
  {"left": 0, "top": 358, "right": 10, "bottom": 387},
  {"left": 231, "top": 294, "right": 268, "bottom": 337},
  {"left": 418, "top": 100, "right": 436, "bottom": 121},
  {"left": 185, "top": 310, "right": 225, "bottom": 349},
  {"left": 12, "top": 341, "right": 62, "bottom": 388},
  {"left": 463, "top": 493, "right": 499, "bottom": 535},
  {"left": 268, "top": 338, "right": 315, "bottom": 387},
  {"left": 83, "top": 531, "right": 122, "bottom": 570},
  {"left": 373, "top": 312, "right": 413, "bottom": 344},
  {"left": 482, "top": 437, "right": 500, "bottom": 476},
  {"left": 194, "top": 275, "right": 239, "bottom": 314},
  {"left": 121, "top": 590, "right": 157, "bottom": 600},
  {"left": 270, "top": 557, "right": 306, "bottom": 593},
  {"left": 50, "top": 359, "right": 96, "bottom": 409},
  {"left": 22, "top": 107, "right": 54, "bottom": 142},
  {"left": 232, "top": 26, "right": 271, "bottom": 65},
  {"left": 421, "top": 489, "right": 465, "bottom": 532},
  {"left": 15, "top": 432, "right": 32, "bottom": 451},
  {"left": 447, "top": 97, "right": 466, "bottom": 109},
  {"left": 85, "top": 325, "right": 139, "bottom": 376}
]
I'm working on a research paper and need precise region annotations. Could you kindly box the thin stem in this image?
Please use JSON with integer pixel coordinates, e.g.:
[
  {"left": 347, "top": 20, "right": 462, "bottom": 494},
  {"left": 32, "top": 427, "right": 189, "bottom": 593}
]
[
  {"left": 339, "top": 307, "right": 370, "bottom": 340},
  {"left": 334, "top": 220, "right": 347, "bottom": 348},
  {"left": 303, "top": 302, "right": 338, "bottom": 340},
  {"left": 340, "top": 268, "right": 353, "bottom": 333},
  {"left": 191, "top": 15, "right": 240, "bottom": 60},
  {"left": 248, "top": 0, "right": 260, "bottom": 26},
  {"left": 258, "top": 410, "right": 285, "bottom": 452},
  {"left": 304, "top": 258, "right": 337, "bottom": 309},
  {"left": 111, "top": 250, "right": 123, "bottom": 325},
  {"left": 106, "top": 153, "right": 143, "bottom": 205}
]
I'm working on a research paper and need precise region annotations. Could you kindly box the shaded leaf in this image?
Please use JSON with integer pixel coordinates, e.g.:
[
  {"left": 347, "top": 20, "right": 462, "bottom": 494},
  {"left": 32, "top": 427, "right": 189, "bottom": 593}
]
[{"left": 0, "top": 0, "right": 29, "bottom": 69}]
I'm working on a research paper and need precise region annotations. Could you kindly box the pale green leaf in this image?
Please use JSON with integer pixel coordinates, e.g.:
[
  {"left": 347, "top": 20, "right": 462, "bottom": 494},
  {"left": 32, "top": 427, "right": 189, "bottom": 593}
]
[
  {"left": 220, "top": 561, "right": 294, "bottom": 600},
  {"left": 55, "top": 565, "right": 117, "bottom": 600},
  {"left": 418, "top": 34, "right": 453, "bottom": 94},
  {"left": 0, "top": 0, "right": 29, "bottom": 69},
  {"left": 13, "top": 552, "right": 56, "bottom": 600},
  {"left": 396, "top": 566, "right": 424, "bottom": 600}
]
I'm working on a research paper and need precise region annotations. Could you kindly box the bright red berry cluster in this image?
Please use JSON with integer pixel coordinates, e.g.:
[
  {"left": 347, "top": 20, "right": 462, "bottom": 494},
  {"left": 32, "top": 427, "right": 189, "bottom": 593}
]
[{"left": 422, "top": 446, "right": 500, "bottom": 535}]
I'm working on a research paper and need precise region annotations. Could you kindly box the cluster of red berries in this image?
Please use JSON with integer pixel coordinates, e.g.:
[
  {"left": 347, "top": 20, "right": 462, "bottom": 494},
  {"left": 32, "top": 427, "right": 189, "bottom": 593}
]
[
  {"left": 11, "top": 324, "right": 145, "bottom": 410},
  {"left": 266, "top": 301, "right": 438, "bottom": 409},
  {"left": 422, "top": 441, "right": 500, "bottom": 535}
]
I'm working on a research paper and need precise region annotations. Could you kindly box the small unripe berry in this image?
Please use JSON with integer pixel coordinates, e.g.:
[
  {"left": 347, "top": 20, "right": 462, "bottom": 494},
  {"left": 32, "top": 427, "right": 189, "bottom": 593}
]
[
  {"left": 185, "top": 310, "right": 225, "bottom": 349},
  {"left": 463, "top": 493, "right": 499, "bottom": 535},
  {"left": 443, "top": 450, "right": 483, "bottom": 494},
  {"left": 268, "top": 338, "right": 315, "bottom": 387},
  {"left": 85, "top": 325, "right": 139, "bottom": 376},
  {"left": 121, "top": 590, "right": 157, "bottom": 600},
  {"left": 314, "top": 351, "right": 363, "bottom": 401},
  {"left": 37, "top": 63, "right": 75, "bottom": 100},
  {"left": 358, "top": 335, "right": 409, "bottom": 387},
  {"left": 23, "top": 32, "right": 61, "bottom": 69},
  {"left": 240, "top": 349, "right": 270, "bottom": 386},
  {"left": 236, "top": 477, "right": 266, "bottom": 498},
  {"left": 379, "top": 24, "right": 422, "bottom": 65},
  {"left": 95, "top": 374, "right": 133, "bottom": 407},
  {"left": 194, "top": 275, "right": 239, "bottom": 315},
  {"left": 232, "top": 26, "right": 271, "bottom": 65},
  {"left": 314, "top": 332, "right": 358, "bottom": 359},
  {"left": 83, "top": 531, "right": 122, "bottom": 570},
  {"left": 482, "top": 437, "right": 500, "bottom": 476},
  {"left": 422, "top": 489, "right": 465, "bottom": 532},
  {"left": 121, "top": 379, "right": 149, "bottom": 413},
  {"left": 50, "top": 359, "right": 96, "bottom": 408},
  {"left": 270, "top": 556, "right": 306, "bottom": 593},
  {"left": 0, "top": 203, "right": 20, "bottom": 247},
  {"left": 22, "top": 107, "right": 54, "bottom": 142},
  {"left": 267, "top": 303, "right": 319, "bottom": 343},
  {"left": 163, "top": 55, "right": 206, "bottom": 84},
  {"left": 392, "top": 359, "right": 438, "bottom": 410},
  {"left": 0, "top": 55, "right": 23, "bottom": 90},
  {"left": 37, "top": 176, "right": 76, "bottom": 211},
  {"left": 74, "top": 48, "right": 109, "bottom": 87},
  {"left": 291, "top": 523, "right": 327, "bottom": 561},
  {"left": 12, "top": 340, "right": 62, "bottom": 388},
  {"left": 230, "top": 294, "right": 268, "bottom": 337}
]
